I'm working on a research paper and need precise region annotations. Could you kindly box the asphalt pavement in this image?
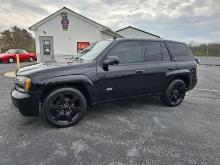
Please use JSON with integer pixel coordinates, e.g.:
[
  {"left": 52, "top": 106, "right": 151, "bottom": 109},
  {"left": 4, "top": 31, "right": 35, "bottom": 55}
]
[{"left": 0, "top": 62, "right": 220, "bottom": 165}]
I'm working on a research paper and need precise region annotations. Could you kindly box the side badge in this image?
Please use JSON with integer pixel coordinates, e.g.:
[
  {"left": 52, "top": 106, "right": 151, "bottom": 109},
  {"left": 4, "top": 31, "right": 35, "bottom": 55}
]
[{"left": 106, "top": 88, "right": 113, "bottom": 91}]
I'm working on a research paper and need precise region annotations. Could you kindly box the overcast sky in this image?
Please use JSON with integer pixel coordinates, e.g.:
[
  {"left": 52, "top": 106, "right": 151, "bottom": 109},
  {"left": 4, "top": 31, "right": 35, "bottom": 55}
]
[{"left": 0, "top": 0, "right": 219, "bottom": 43}]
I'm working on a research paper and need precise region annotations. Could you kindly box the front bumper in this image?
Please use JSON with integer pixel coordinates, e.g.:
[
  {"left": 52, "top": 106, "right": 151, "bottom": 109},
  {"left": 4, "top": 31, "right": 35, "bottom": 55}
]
[
  {"left": 188, "top": 77, "right": 198, "bottom": 91},
  {"left": 11, "top": 89, "right": 40, "bottom": 116}
]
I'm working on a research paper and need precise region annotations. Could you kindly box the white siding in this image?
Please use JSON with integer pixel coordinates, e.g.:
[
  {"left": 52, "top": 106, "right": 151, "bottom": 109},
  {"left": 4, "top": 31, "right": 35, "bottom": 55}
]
[
  {"left": 117, "top": 27, "right": 159, "bottom": 39},
  {"left": 34, "top": 10, "right": 104, "bottom": 61},
  {"left": 101, "top": 31, "right": 114, "bottom": 40}
]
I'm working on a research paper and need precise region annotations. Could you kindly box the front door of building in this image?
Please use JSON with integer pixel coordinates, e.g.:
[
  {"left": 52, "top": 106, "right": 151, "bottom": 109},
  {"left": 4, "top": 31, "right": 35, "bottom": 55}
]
[{"left": 39, "top": 36, "right": 54, "bottom": 62}]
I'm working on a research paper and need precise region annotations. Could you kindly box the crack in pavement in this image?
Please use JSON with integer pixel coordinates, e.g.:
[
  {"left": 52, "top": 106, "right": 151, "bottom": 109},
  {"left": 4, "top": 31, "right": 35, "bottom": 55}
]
[{"left": 186, "top": 95, "right": 220, "bottom": 100}]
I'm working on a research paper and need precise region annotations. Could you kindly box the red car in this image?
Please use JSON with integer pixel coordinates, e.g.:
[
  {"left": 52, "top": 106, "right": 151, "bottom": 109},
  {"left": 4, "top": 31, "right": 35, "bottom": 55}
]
[{"left": 0, "top": 49, "right": 37, "bottom": 63}]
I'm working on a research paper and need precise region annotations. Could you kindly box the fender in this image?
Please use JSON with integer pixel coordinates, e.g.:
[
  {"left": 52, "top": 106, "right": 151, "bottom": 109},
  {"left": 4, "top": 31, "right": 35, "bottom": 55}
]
[
  {"left": 38, "top": 74, "right": 96, "bottom": 103},
  {"left": 40, "top": 74, "right": 94, "bottom": 86},
  {"left": 166, "top": 69, "right": 190, "bottom": 77}
]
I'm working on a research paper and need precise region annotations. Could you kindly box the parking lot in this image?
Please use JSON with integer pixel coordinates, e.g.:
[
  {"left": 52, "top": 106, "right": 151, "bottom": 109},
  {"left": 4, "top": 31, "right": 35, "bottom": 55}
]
[{"left": 0, "top": 63, "right": 220, "bottom": 164}]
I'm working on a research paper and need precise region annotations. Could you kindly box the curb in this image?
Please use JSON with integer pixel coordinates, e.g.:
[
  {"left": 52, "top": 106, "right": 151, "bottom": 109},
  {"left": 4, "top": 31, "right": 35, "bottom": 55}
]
[{"left": 199, "top": 64, "right": 220, "bottom": 67}]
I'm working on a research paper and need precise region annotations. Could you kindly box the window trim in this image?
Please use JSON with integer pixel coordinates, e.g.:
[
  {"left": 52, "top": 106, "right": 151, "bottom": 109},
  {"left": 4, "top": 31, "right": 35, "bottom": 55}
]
[{"left": 161, "top": 42, "right": 172, "bottom": 62}]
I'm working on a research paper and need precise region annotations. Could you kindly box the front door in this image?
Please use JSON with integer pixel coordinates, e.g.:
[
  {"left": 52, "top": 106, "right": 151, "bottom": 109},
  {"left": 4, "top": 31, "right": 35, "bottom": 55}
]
[
  {"left": 39, "top": 36, "right": 54, "bottom": 62},
  {"left": 97, "top": 41, "right": 146, "bottom": 101}
]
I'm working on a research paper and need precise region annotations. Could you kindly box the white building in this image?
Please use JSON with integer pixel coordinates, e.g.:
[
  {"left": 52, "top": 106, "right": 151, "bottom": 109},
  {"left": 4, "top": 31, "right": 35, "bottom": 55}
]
[
  {"left": 30, "top": 7, "right": 160, "bottom": 63},
  {"left": 29, "top": 7, "right": 118, "bottom": 62},
  {"left": 116, "top": 26, "right": 160, "bottom": 39}
]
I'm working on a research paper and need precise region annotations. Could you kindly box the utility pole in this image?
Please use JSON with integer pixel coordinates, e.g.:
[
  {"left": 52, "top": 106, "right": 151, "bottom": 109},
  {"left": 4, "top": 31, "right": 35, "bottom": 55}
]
[{"left": 207, "top": 46, "right": 209, "bottom": 56}]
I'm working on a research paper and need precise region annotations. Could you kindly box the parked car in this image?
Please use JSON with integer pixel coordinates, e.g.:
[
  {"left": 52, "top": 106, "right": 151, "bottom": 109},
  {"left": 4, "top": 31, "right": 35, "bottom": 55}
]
[
  {"left": 0, "top": 49, "right": 36, "bottom": 63},
  {"left": 11, "top": 38, "right": 198, "bottom": 127}
]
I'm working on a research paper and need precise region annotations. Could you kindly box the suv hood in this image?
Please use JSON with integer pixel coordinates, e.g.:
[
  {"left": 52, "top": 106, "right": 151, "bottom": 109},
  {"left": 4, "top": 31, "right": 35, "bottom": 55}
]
[
  {"left": 16, "top": 60, "right": 95, "bottom": 82},
  {"left": 17, "top": 63, "right": 61, "bottom": 75}
]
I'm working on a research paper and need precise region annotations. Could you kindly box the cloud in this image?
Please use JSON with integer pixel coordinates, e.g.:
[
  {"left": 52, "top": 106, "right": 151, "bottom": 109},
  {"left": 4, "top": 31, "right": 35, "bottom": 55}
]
[{"left": 0, "top": 0, "right": 219, "bottom": 43}]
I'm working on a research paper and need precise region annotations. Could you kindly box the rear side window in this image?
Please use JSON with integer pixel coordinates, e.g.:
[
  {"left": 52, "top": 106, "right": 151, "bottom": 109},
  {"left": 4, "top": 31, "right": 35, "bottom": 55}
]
[
  {"left": 143, "top": 41, "right": 163, "bottom": 62},
  {"left": 168, "top": 42, "right": 193, "bottom": 62},
  {"left": 107, "top": 41, "right": 141, "bottom": 64}
]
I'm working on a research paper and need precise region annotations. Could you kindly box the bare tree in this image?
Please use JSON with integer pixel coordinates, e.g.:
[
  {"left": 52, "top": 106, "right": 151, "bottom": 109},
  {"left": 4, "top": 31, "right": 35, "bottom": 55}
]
[{"left": 0, "top": 26, "right": 35, "bottom": 53}]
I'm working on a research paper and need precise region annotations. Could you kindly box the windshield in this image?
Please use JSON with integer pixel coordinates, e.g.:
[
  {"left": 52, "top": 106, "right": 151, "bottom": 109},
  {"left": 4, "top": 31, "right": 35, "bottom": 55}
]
[
  {"left": 5, "top": 49, "right": 18, "bottom": 54},
  {"left": 74, "top": 40, "right": 113, "bottom": 61}
]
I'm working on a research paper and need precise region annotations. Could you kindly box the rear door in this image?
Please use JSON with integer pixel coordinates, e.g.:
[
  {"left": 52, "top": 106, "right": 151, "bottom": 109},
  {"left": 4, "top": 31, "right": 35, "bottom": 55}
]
[{"left": 143, "top": 41, "right": 177, "bottom": 94}]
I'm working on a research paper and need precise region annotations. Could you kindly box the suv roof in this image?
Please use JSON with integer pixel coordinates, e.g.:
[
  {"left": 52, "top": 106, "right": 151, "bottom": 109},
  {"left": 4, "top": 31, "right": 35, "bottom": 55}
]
[{"left": 113, "top": 38, "right": 185, "bottom": 44}]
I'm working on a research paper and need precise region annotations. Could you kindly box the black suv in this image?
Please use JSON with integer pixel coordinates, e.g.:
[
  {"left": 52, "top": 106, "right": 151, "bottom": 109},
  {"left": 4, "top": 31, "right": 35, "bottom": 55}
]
[{"left": 11, "top": 38, "right": 198, "bottom": 127}]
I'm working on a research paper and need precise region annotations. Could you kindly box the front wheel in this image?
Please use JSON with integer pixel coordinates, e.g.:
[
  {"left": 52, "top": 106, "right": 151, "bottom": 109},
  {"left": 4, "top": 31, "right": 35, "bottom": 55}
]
[
  {"left": 42, "top": 87, "right": 87, "bottom": 128},
  {"left": 8, "top": 57, "right": 14, "bottom": 63},
  {"left": 160, "top": 79, "right": 186, "bottom": 107}
]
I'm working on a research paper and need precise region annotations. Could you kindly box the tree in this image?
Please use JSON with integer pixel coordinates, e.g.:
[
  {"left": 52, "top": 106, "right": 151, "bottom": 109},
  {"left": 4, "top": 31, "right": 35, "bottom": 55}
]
[
  {"left": 189, "top": 41, "right": 220, "bottom": 57},
  {"left": 0, "top": 26, "right": 35, "bottom": 53}
]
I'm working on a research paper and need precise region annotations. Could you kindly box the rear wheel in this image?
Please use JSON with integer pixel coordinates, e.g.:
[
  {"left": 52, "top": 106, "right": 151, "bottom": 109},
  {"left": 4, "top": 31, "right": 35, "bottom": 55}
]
[
  {"left": 42, "top": 87, "right": 87, "bottom": 127},
  {"left": 160, "top": 79, "right": 186, "bottom": 107},
  {"left": 29, "top": 57, "right": 34, "bottom": 62},
  {"left": 8, "top": 57, "right": 14, "bottom": 63}
]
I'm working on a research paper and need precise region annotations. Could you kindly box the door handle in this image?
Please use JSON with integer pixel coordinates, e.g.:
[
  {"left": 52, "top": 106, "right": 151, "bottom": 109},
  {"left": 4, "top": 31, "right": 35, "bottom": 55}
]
[
  {"left": 136, "top": 69, "right": 144, "bottom": 73},
  {"left": 168, "top": 67, "right": 175, "bottom": 71}
]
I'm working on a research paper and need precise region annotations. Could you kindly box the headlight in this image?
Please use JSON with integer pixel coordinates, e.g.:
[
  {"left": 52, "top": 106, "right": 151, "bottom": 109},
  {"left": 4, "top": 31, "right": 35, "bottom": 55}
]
[{"left": 15, "top": 76, "right": 31, "bottom": 92}]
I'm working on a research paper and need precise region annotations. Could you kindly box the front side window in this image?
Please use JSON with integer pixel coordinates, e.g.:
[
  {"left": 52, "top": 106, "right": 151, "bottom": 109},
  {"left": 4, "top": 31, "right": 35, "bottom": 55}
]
[
  {"left": 107, "top": 41, "right": 141, "bottom": 64},
  {"left": 144, "top": 41, "right": 163, "bottom": 62},
  {"left": 5, "top": 49, "right": 18, "bottom": 54}
]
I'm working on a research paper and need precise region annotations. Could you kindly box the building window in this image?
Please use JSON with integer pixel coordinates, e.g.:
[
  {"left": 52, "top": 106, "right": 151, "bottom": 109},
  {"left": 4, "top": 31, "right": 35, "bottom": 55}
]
[{"left": 43, "top": 40, "right": 51, "bottom": 55}]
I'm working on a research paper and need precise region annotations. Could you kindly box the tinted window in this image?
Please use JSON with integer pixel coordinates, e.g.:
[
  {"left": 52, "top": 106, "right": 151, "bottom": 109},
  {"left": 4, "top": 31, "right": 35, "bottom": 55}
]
[
  {"left": 168, "top": 42, "right": 193, "bottom": 62},
  {"left": 5, "top": 49, "right": 18, "bottom": 54},
  {"left": 21, "top": 50, "right": 28, "bottom": 54},
  {"left": 107, "top": 41, "right": 141, "bottom": 64},
  {"left": 18, "top": 49, "right": 23, "bottom": 54},
  {"left": 161, "top": 43, "right": 171, "bottom": 61},
  {"left": 144, "top": 41, "right": 163, "bottom": 62}
]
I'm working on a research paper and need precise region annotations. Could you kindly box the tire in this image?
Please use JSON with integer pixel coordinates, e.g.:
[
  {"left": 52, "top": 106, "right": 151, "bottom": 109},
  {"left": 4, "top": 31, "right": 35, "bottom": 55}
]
[
  {"left": 29, "top": 57, "right": 34, "bottom": 62},
  {"left": 160, "top": 79, "right": 186, "bottom": 107},
  {"left": 42, "top": 87, "right": 87, "bottom": 128},
  {"left": 8, "top": 57, "right": 14, "bottom": 63}
]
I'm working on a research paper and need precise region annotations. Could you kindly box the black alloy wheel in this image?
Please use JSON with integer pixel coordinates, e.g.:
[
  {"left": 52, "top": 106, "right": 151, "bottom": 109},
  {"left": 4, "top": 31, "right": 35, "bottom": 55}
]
[
  {"left": 42, "top": 87, "right": 87, "bottom": 127},
  {"left": 161, "top": 79, "right": 186, "bottom": 107}
]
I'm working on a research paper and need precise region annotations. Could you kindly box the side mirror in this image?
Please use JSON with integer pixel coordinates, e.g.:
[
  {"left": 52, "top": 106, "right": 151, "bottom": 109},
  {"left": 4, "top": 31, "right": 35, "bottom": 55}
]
[{"left": 103, "top": 56, "right": 120, "bottom": 66}]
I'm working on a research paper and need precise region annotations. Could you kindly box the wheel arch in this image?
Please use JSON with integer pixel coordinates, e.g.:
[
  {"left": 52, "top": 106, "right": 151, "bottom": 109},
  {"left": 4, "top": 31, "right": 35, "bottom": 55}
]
[
  {"left": 7, "top": 56, "right": 16, "bottom": 62},
  {"left": 166, "top": 69, "right": 191, "bottom": 89},
  {"left": 173, "top": 75, "right": 190, "bottom": 89},
  {"left": 41, "top": 82, "right": 92, "bottom": 106},
  {"left": 39, "top": 75, "right": 95, "bottom": 106}
]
